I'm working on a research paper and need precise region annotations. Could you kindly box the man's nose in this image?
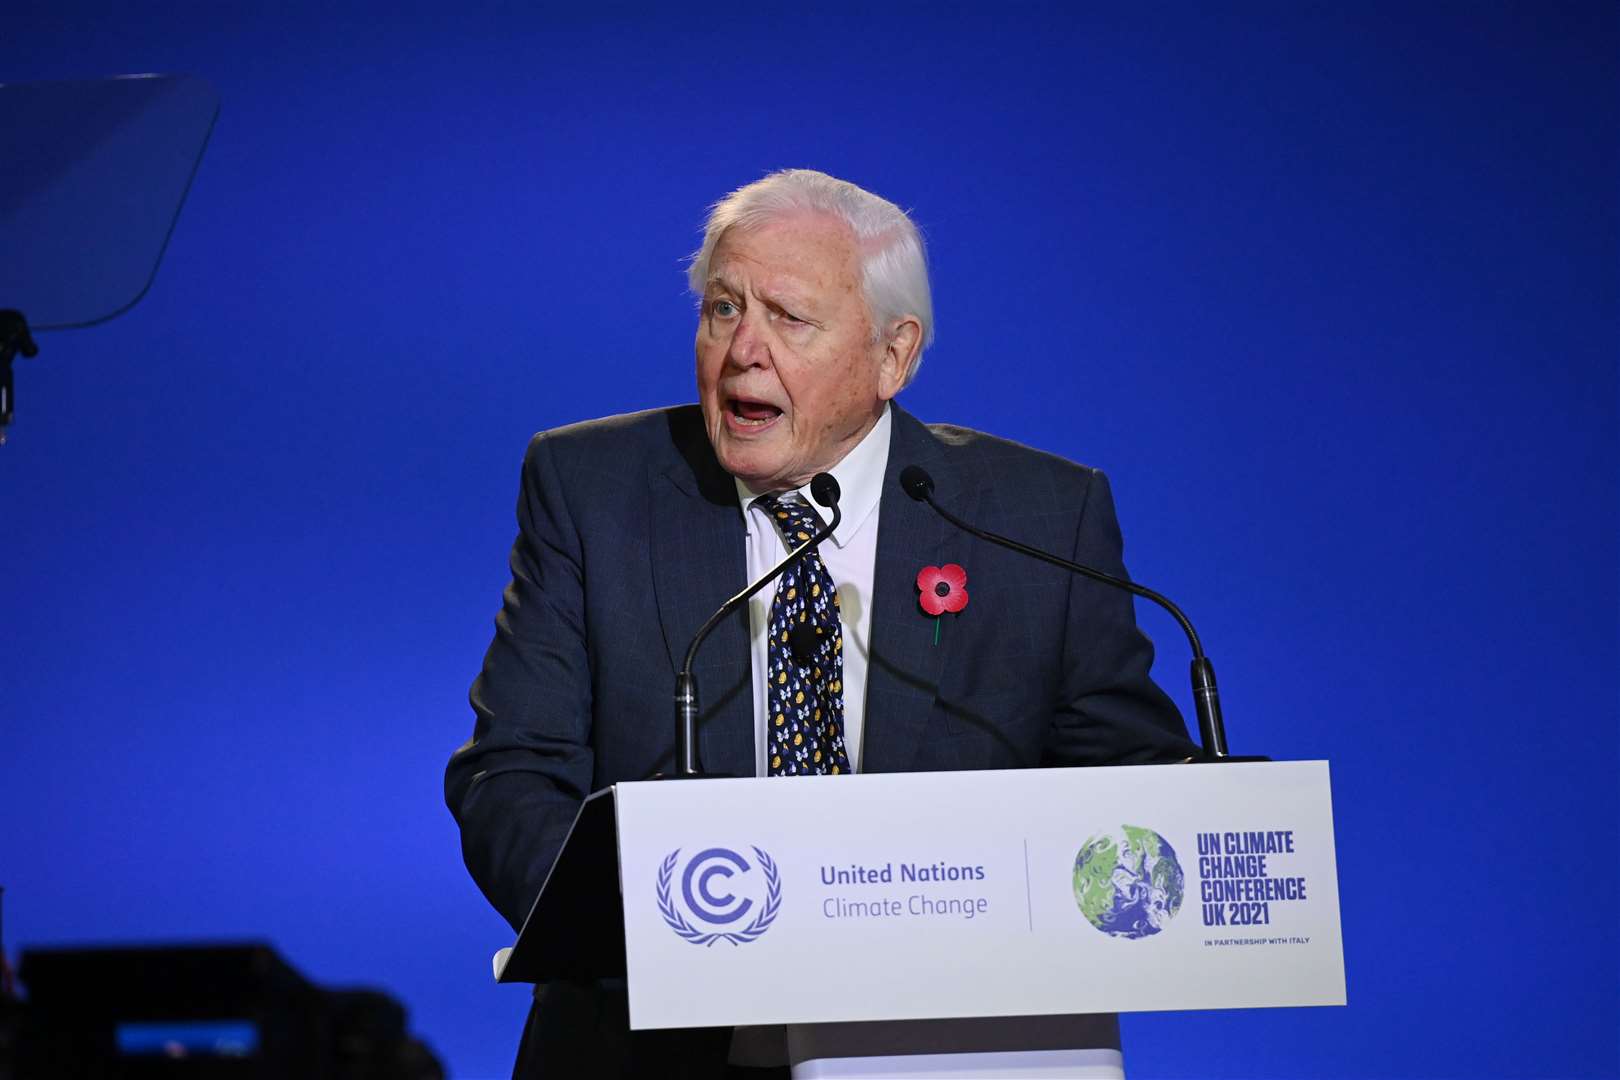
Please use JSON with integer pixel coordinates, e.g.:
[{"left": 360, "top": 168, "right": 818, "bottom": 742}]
[{"left": 725, "top": 310, "right": 771, "bottom": 369}]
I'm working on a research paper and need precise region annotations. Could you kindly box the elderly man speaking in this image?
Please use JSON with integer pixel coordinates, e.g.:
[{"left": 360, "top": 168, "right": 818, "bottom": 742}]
[{"left": 446, "top": 169, "right": 1197, "bottom": 1078}]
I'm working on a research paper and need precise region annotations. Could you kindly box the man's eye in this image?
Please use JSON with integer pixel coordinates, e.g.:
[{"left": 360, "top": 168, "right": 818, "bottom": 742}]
[{"left": 711, "top": 299, "right": 739, "bottom": 318}]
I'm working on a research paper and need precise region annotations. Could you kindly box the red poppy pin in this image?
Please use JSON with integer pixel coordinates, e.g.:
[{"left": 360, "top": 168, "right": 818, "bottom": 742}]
[{"left": 917, "top": 563, "right": 968, "bottom": 643}]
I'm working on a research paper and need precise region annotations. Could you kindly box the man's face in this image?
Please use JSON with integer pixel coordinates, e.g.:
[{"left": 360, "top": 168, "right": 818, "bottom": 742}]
[{"left": 696, "top": 213, "right": 905, "bottom": 491}]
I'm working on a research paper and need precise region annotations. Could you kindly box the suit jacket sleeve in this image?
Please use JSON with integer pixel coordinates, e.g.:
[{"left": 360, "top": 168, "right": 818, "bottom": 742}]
[
  {"left": 445, "top": 432, "right": 596, "bottom": 931},
  {"left": 1046, "top": 468, "right": 1198, "bottom": 765}
]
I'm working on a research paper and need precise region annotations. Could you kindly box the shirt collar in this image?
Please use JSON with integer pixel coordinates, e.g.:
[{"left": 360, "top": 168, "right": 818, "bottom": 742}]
[{"left": 733, "top": 404, "right": 892, "bottom": 549}]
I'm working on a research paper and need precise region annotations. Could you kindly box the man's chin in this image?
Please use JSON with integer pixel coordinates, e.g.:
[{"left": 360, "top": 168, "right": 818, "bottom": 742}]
[{"left": 713, "top": 438, "right": 794, "bottom": 491}]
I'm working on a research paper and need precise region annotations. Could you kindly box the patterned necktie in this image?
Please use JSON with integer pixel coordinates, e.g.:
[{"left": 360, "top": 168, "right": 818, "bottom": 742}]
[{"left": 755, "top": 493, "right": 850, "bottom": 777}]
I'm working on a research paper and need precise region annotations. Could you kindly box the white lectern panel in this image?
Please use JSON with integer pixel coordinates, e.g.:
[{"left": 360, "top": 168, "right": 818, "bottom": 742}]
[{"left": 615, "top": 761, "right": 1344, "bottom": 1030}]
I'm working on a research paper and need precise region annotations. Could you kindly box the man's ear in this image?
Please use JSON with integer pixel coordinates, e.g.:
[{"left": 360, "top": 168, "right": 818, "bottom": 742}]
[{"left": 876, "top": 317, "right": 922, "bottom": 401}]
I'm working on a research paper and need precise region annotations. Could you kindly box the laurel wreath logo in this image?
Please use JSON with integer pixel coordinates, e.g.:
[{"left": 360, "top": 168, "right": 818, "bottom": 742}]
[{"left": 657, "top": 846, "right": 782, "bottom": 946}]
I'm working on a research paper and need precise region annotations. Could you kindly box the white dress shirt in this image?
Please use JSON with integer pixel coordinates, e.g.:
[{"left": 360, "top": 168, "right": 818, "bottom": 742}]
[{"left": 732, "top": 405, "right": 891, "bottom": 777}]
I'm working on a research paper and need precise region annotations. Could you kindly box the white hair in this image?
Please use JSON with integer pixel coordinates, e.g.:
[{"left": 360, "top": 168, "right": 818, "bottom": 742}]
[{"left": 687, "top": 169, "right": 935, "bottom": 386}]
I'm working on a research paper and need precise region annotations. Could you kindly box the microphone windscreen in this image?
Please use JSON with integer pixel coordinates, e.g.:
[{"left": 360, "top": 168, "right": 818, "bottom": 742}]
[
  {"left": 788, "top": 623, "right": 820, "bottom": 666},
  {"left": 810, "top": 472, "right": 841, "bottom": 508},
  {"left": 899, "top": 465, "right": 934, "bottom": 501}
]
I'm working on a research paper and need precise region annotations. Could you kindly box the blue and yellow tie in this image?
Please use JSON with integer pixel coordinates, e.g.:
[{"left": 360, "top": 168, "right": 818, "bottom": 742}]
[{"left": 756, "top": 493, "right": 850, "bottom": 777}]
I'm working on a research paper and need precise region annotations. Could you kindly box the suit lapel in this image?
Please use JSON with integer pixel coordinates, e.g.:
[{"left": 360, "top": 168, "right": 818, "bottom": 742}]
[
  {"left": 647, "top": 410, "right": 754, "bottom": 778},
  {"left": 863, "top": 406, "right": 973, "bottom": 772}
]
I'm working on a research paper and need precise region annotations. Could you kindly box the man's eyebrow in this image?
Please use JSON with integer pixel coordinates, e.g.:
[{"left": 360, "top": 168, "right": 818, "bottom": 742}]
[{"left": 704, "top": 274, "right": 816, "bottom": 314}]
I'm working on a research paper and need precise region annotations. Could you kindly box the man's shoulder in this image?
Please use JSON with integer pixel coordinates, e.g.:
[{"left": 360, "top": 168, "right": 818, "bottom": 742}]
[
  {"left": 924, "top": 420, "right": 1099, "bottom": 472},
  {"left": 517, "top": 404, "right": 732, "bottom": 510},
  {"left": 902, "top": 411, "right": 1103, "bottom": 499},
  {"left": 521, "top": 405, "right": 706, "bottom": 478},
  {"left": 528, "top": 404, "right": 701, "bottom": 456}
]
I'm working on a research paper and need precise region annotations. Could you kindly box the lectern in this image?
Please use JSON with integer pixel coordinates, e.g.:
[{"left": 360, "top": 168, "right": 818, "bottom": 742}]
[{"left": 494, "top": 761, "right": 1343, "bottom": 1077}]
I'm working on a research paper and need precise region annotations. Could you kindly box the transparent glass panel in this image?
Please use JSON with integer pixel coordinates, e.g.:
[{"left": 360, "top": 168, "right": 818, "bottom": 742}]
[{"left": 0, "top": 74, "right": 219, "bottom": 329}]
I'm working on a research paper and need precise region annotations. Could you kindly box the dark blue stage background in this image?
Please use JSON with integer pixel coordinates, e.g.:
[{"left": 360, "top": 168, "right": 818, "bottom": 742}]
[{"left": 4, "top": 4, "right": 1615, "bottom": 1077}]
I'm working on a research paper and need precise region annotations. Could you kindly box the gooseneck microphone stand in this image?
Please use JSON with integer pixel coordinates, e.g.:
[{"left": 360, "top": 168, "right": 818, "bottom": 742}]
[
  {"left": 900, "top": 465, "right": 1264, "bottom": 762},
  {"left": 665, "top": 473, "right": 843, "bottom": 778}
]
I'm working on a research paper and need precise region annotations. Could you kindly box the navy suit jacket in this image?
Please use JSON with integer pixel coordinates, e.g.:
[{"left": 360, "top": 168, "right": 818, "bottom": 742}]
[{"left": 446, "top": 403, "right": 1195, "bottom": 932}]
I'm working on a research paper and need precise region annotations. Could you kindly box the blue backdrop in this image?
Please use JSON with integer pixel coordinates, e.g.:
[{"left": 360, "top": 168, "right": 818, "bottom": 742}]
[{"left": 4, "top": 3, "right": 1615, "bottom": 1077}]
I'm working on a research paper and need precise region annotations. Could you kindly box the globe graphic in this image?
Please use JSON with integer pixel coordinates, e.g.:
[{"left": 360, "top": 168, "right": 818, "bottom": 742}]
[{"left": 1073, "top": 825, "right": 1185, "bottom": 939}]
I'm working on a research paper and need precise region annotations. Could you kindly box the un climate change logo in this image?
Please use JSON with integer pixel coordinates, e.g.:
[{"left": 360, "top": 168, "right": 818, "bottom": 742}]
[
  {"left": 657, "top": 847, "right": 782, "bottom": 946},
  {"left": 1073, "top": 826, "right": 1185, "bottom": 940}
]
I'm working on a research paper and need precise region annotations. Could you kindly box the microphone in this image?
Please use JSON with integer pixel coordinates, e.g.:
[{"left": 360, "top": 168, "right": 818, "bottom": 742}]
[
  {"left": 787, "top": 623, "right": 820, "bottom": 666},
  {"left": 668, "top": 473, "right": 843, "bottom": 778},
  {"left": 899, "top": 465, "right": 1259, "bottom": 762}
]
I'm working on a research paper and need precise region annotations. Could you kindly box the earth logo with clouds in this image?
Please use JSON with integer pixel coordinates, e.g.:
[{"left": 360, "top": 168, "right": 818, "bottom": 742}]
[{"left": 1073, "top": 825, "right": 1185, "bottom": 939}]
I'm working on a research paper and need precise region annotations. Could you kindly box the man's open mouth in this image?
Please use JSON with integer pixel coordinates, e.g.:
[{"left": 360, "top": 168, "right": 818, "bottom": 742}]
[{"left": 728, "top": 397, "right": 783, "bottom": 428}]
